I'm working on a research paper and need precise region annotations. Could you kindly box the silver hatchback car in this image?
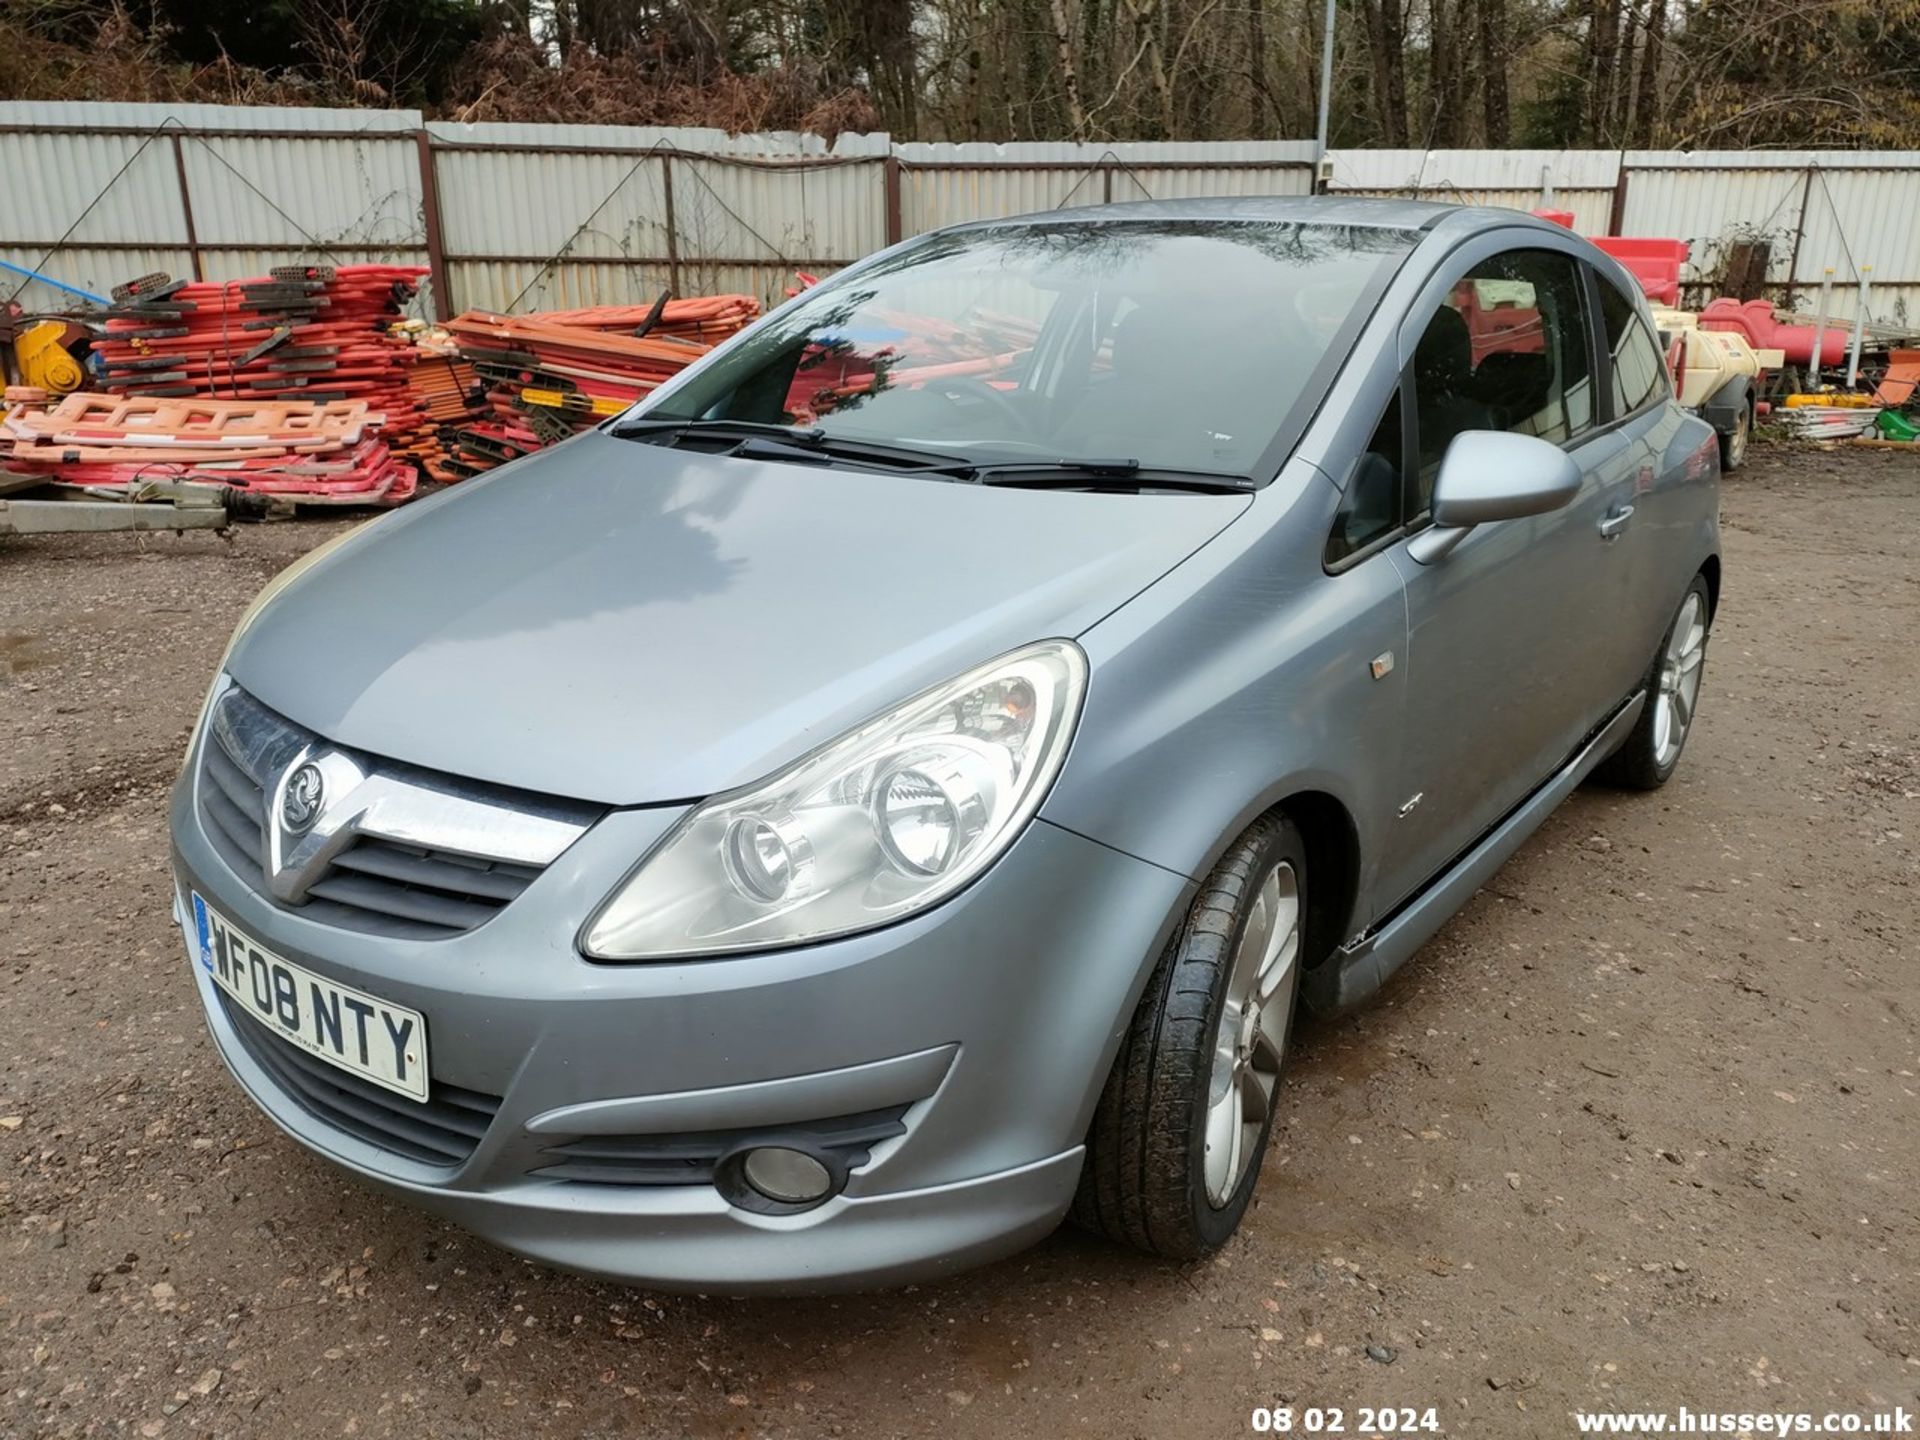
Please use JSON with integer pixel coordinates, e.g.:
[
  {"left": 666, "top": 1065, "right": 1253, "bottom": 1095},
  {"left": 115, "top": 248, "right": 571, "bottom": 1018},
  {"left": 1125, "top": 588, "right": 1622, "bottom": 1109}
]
[{"left": 170, "top": 198, "right": 1719, "bottom": 1292}]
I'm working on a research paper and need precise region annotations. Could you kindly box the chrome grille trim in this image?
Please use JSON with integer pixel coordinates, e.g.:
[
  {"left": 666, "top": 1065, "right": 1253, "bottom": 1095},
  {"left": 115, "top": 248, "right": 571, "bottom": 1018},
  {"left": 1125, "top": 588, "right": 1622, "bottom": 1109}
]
[{"left": 194, "top": 682, "right": 601, "bottom": 938}]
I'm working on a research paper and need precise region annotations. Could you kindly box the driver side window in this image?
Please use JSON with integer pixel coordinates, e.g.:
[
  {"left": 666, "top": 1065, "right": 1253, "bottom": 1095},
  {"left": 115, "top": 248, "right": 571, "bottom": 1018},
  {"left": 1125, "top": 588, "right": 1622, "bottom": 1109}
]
[{"left": 1411, "top": 249, "right": 1595, "bottom": 517}]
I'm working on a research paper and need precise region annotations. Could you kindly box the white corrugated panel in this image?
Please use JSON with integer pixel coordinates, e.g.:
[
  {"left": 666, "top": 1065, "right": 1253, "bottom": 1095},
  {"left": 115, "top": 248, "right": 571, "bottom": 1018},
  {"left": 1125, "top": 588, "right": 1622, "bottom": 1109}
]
[
  {"left": 1328, "top": 149, "right": 1621, "bottom": 194},
  {"left": 901, "top": 166, "right": 1088, "bottom": 232},
  {"left": 901, "top": 162, "right": 1315, "bottom": 232},
  {"left": 178, "top": 131, "right": 422, "bottom": 250},
  {"left": 1620, "top": 163, "right": 1808, "bottom": 284},
  {"left": 16, "top": 105, "right": 1920, "bottom": 329},
  {"left": 447, "top": 259, "right": 678, "bottom": 315},
  {"left": 426, "top": 121, "right": 888, "bottom": 158},
  {"left": 897, "top": 139, "right": 1317, "bottom": 233},
  {"left": 0, "top": 246, "right": 188, "bottom": 307},
  {"left": 0, "top": 127, "right": 188, "bottom": 245},
  {"left": 1795, "top": 166, "right": 1920, "bottom": 287},
  {"left": 435, "top": 144, "right": 671, "bottom": 260},
  {"left": 446, "top": 259, "right": 820, "bottom": 315},
  {"left": 1342, "top": 185, "right": 1613, "bottom": 231},
  {"left": 0, "top": 101, "right": 423, "bottom": 133},
  {"left": 1628, "top": 148, "right": 1920, "bottom": 170},
  {"left": 1760, "top": 281, "right": 1920, "bottom": 330},
  {"left": 0, "top": 103, "right": 427, "bottom": 308},
  {"left": 674, "top": 154, "right": 884, "bottom": 265},
  {"left": 1326, "top": 151, "right": 1616, "bottom": 230},
  {"left": 894, "top": 139, "right": 1316, "bottom": 164},
  {"left": 1115, "top": 167, "right": 1313, "bottom": 201},
  {"left": 431, "top": 136, "right": 881, "bottom": 290}
]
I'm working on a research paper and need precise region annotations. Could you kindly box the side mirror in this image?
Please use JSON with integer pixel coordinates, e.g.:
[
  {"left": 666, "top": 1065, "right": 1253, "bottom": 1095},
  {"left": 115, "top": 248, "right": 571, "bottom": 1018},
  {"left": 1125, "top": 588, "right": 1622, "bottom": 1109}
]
[{"left": 1407, "top": 430, "right": 1582, "bottom": 564}]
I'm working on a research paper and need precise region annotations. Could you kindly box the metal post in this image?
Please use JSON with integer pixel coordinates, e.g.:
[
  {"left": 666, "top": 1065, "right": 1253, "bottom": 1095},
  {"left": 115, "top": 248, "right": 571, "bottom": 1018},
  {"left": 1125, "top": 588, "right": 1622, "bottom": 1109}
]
[
  {"left": 169, "top": 133, "right": 204, "bottom": 283},
  {"left": 1786, "top": 164, "right": 1815, "bottom": 296},
  {"left": 1314, "top": 0, "right": 1337, "bottom": 166},
  {"left": 883, "top": 155, "right": 904, "bottom": 246},
  {"left": 1846, "top": 264, "right": 1870, "bottom": 390},
  {"left": 412, "top": 129, "right": 450, "bottom": 322},
  {"left": 1808, "top": 267, "right": 1834, "bottom": 387},
  {"left": 660, "top": 153, "right": 682, "bottom": 297},
  {"left": 1607, "top": 166, "right": 1629, "bottom": 236},
  {"left": 1540, "top": 163, "right": 1555, "bottom": 208}
]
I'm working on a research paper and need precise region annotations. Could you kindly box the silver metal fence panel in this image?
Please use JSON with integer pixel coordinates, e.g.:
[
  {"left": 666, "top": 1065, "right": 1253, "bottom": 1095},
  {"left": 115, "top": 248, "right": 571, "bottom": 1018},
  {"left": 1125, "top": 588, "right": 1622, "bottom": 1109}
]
[
  {"left": 672, "top": 154, "right": 884, "bottom": 268},
  {"left": 895, "top": 140, "right": 1317, "bottom": 234},
  {"left": 176, "top": 132, "right": 423, "bottom": 252},
  {"left": 434, "top": 142, "right": 671, "bottom": 264},
  {"left": 1, "top": 246, "right": 189, "bottom": 305},
  {"left": 1793, "top": 162, "right": 1920, "bottom": 296},
  {"left": 1620, "top": 154, "right": 1810, "bottom": 292}
]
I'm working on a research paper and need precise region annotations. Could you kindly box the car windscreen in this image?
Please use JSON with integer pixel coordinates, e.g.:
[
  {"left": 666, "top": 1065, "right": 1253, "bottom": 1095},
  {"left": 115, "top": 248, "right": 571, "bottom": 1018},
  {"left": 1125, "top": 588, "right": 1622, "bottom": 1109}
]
[{"left": 639, "top": 219, "right": 1419, "bottom": 479}]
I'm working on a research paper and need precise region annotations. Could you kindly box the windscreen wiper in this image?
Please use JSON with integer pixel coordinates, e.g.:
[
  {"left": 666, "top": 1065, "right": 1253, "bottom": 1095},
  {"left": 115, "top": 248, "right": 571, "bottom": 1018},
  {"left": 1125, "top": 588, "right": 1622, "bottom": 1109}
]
[
  {"left": 607, "top": 416, "right": 824, "bottom": 444},
  {"left": 607, "top": 416, "right": 970, "bottom": 474},
  {"left": 966, "top": 459, "right": 1254, "bottom": 494}
]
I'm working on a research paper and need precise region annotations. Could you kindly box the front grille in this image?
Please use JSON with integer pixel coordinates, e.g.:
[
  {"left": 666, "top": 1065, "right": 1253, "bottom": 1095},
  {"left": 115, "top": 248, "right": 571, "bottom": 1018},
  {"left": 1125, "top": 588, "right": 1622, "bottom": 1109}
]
[
  {"left": 198, "top": 730, "right": 270, "bottom": 887},
  {"left": 308, "top": 840, "right": 543, "bottom": 934},
  {"left": 533, "top": 1106, "right": 911, "bottom": 1187},
  {"left": 218, "top": 992, "right": 502, "bottom": 1167},
  {"left": 195, "top": 685, "right": 594, "bottom": 940}
]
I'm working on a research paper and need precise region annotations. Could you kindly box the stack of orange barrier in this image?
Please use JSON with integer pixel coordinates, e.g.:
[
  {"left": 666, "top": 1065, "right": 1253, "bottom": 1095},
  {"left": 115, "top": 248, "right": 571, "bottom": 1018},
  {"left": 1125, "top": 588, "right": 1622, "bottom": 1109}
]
[
  {"left": 395, "top": 354, "right": 486, "bottom": 483},
  {"left": 94, "top": 265, "right": 429, "bottom": 403},
  {"left": 520, "top": 295, "right": 761, "bottom": 342},
  {"left": 0, "top": 394, "right": 415, "bottom": 505},
  {"left": 91, "top": 264, "right": 437, "bottom": 482},
  {"left": 440, "top": 296, "right": 759, "bottom": 477}
]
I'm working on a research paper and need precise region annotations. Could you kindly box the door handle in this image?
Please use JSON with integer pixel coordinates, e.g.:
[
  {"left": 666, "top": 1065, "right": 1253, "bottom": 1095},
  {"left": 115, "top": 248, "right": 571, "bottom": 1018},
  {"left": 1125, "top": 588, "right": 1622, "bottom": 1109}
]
[{"left": 1598, "top": 504, "right": 1635, "bottom": 540}]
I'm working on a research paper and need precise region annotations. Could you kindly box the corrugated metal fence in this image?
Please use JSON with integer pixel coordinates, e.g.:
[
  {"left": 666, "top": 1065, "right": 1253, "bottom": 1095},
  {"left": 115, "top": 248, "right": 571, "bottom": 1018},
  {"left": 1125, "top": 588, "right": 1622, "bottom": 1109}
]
[
  {"left": 4, "top": 103, "right": 1915, "bottom": 328},
  {"left": 1329, "top": 149, "right": 1920, "bottom": 325}
]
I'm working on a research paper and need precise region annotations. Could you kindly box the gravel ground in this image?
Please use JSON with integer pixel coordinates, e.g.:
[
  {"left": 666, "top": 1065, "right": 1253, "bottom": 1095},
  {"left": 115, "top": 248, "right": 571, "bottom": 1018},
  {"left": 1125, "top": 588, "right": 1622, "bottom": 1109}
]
[{"left": 2, "top": 444, "right": 1916, "bottom": 1439}]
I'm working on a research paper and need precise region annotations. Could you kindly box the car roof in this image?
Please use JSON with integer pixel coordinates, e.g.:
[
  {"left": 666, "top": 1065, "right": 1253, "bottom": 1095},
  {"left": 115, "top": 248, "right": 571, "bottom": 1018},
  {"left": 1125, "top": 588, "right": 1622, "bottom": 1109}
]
[{"left": 938, "top": 194, "right": 1568, "bottom": 238}]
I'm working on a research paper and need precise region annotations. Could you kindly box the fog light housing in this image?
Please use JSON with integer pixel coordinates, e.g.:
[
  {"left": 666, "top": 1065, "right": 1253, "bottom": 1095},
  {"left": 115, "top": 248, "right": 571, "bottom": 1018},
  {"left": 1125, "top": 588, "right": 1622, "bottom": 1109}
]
[{"left": 741, "top": 1146, "right": 833, "bottom": 1204}]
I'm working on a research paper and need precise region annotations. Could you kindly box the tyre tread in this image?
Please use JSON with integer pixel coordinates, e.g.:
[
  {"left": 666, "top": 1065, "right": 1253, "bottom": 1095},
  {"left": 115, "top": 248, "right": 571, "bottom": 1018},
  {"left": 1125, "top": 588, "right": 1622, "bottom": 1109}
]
[{"left": 1072, "top": 813, "right": 1298, "bottom": 1259}]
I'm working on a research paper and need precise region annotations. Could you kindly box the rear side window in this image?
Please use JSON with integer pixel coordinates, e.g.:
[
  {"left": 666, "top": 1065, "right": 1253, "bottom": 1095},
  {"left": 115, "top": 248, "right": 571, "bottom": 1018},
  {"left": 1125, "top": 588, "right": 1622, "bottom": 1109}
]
[
  {"left": 1411, "top": 249, "right": 1596, "bottom": 508},
  {"left": 1598, "top": 278, "right": 1669, "bottom": 416},
  {"left": 1327, "top": 390, "right": 1404, "bottom": 564}
]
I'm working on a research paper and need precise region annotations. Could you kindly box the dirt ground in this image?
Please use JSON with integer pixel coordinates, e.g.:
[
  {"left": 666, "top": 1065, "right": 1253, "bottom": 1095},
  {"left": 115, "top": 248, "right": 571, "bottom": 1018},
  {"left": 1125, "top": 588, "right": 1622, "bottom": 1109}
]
[{"left": 2, "top": 444, "right": 1915, "bottom": 1440}]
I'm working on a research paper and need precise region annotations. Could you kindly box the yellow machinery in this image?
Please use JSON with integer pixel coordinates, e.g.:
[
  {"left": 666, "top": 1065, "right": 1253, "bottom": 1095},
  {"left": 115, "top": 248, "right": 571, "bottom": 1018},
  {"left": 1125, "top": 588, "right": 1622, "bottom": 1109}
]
[{"left": 11, "top": 319, "right": 88, "bottom": 395}]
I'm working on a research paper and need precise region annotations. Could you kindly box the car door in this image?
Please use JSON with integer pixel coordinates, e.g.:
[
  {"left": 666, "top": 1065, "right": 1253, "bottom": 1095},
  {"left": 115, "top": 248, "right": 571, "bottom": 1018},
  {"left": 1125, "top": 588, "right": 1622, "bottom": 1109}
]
[
  {"left": 1590, "top": 265, "right": 1698, "bottom": 670},
  {"left": 1370, "top": 240, "right": 1639, "bottom": 914}
]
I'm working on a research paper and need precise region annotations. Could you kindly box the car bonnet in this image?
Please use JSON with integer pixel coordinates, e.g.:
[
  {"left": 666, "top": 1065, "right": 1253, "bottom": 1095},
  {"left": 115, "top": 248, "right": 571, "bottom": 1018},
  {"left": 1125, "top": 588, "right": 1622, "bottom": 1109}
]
[{"left": 224, "top": 431, "right": 1251, "bottom": 806}]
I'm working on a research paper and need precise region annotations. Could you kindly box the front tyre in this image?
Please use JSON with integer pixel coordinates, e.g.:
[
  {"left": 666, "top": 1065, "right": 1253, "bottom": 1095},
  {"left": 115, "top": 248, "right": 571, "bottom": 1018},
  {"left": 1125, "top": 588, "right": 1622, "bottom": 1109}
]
[
  {"left": 1594, "top": 574, "right": 1712, "bottom": 790},
  {"left": 1072, "top": 814, "right": 1305, "bottom": 1259}
]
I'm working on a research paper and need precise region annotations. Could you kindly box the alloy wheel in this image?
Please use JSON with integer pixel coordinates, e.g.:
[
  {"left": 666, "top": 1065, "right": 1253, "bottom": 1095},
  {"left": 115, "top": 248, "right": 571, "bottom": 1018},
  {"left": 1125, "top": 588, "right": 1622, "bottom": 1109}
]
[
  {"left": 1203, "top": 860, "right": 1300, "bottom": 1206},
  {"left": 1652, "top": 591, "right": 1707, "bottom": 768}
]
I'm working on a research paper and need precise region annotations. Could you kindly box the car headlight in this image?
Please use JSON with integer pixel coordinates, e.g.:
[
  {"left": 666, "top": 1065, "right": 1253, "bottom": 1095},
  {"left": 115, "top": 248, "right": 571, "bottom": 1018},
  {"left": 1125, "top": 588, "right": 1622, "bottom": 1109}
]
[{"left": 582, "top": 639, "right": 1088, "bottom": 959}]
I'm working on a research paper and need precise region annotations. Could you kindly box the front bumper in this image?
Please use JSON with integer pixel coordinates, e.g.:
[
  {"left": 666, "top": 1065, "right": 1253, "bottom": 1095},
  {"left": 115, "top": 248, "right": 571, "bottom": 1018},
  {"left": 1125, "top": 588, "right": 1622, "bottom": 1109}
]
[{"left": 169, "top": 762, "right": 1191, "bottom": 1292}]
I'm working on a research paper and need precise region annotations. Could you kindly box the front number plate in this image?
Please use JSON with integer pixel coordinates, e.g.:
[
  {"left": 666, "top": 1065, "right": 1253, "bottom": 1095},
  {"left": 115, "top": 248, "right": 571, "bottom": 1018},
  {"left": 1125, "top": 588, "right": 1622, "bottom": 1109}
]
[{"left": 191, "top": 892, "right": 430, "bottom": 1103}]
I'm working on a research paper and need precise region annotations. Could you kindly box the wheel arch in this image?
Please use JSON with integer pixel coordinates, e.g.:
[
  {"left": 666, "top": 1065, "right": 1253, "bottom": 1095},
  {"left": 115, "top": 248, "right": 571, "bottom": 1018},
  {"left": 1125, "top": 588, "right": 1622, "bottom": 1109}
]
[
  {"left": 1174, "top": 786, "right": 1365, "bottom": 978},
  {"left": 1702, "top": 374, "right": 1754, "bottom": 434},
  {"left": 1699, "top": 553, "right": 1722, "bottom": 621},
  {"left": 1275, "top": 790, "right": 1363, "bottom": 976}
]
